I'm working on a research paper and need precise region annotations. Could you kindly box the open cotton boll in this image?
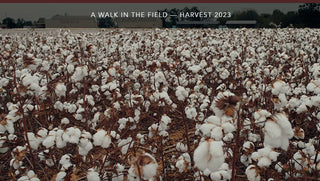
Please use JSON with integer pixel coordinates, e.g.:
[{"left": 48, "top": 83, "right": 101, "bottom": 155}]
[
  {"left": 62, "top": 127, "right": 81, "bottom": 144},
  {"left": 71, "top": 66, "right": 88, "bottom": 82},
  {"left": 55, "top": 83, "right": 66, "bottom": 97},
  {"left": 27, "top": 132, "right": 42, "bottom": 150},
  {"left": 78, "top": 138, "right": 93, "bottom": 156},
  {"left": 129, "top": 152, "right": 158, "bottom": 180},
  {"left": 245, "top": 165, "right": 260, "bottom": 181},
  {"left": 176, "top": 86, "right": 189, "bottom": 101},
  {"left": 87, "top": 168, "right": 100, "bottom": 181},
  {"left": 59, "top": 154, "right": 72, "bottom": 170},
  {"left": 251, "top": 146, "right": 279, "bottom": 168},
  {"left": 176, "top": 153, "right": 191, "bottom": 173},
  {"left": 271, "top": 80, "right": 290, "bottom": 95},
  {"left": 185, "top": 107, "right": 197, "bottom": 120},
  {"left": 263, "top": 113, "right": 293, "bottom": 151},
  {"left": 42, "top": 130, "right": 57, "bottom": 148},
  {"left": 194, "top": 139, "right": 225, "bottom": 172},
  {"left": 93, "top": 130, "right": 111, "bottom": 148},
  {"left": 307, "top": 79, "right": 320, "bottom": 94}
]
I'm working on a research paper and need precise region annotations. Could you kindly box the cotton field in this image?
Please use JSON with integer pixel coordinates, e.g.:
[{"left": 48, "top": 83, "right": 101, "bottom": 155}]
[{"left": 0, "top": 28, "right": 319, "bottom": 180}]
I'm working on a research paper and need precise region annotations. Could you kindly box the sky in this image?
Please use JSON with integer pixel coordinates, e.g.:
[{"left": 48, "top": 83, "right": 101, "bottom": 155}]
[{"left": 0, "top": 3, "right": 302, "bottom": 21}]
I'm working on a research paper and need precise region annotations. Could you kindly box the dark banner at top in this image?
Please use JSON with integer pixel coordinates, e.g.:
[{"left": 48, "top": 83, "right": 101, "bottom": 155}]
[{"left": 0, "top": 0, "right": 319, "bottom": 3}]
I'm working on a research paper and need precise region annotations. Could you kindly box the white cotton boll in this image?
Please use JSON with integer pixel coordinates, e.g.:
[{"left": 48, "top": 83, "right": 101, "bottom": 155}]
[
  {"left": 79, "top": 138, "right": 93, "bottom": 156},
  {"left": 264, "top": 121, "right": 282, "bottom": 148},
  {"left": 93, "top": 130, "right": 111, "bottom": 148},
  {"left": 42, "top": 131, "right": 57, "bottom": 148},
  {"left": 199, "top": 123, "right": 216, "bottom": 137},
  {"left": 221, "top": 122, "right": 235, "bottom": 133},
  {"left": 61, "top": 118, "right": 69, "bottom": 125},
  {"left": 176, "top": 153, "right": 191, "bottom": 173},
  {"left": 67, "top": 64, "right": 74, "bottom": 74},
  {"left": 307, "top": 80, "right": 320, "bottom": 94},
  {"left": 220, "top": 69, "right": 230, "bottom": 80},
  {"left": 55, "top": 83, "right": 66, "bottom": 97},
  {"left": 56, "top": 129, "right": 66, "bottom": 148},
  {"left": 176, "top": 86, "right": 189, "bottom": 101},
  {"left": 142, "top": 162, "right": 158, "bottom": 180},
  {"left": 108, "top": 67, "right": 117, "bottom": 77},
  {"left": 66, "top": 55, "right": 74, "bottom": 63},
  {"left": 188, "top": 65, "right": 201, "bottom": 73},
  {"left": 257, "top": 157, "right": 272, "bottom": 168},
  {"left": 86, "top": 95, "right": 95, "bottom": 106},
  {"left": 55, "top": 171, "right": 66, "bottom": 181},
  {"left": 87, "top": 168, "right": 100, "bottom": 181},
  {"left": 272, "top": 80, "right": 290, "bottom": 95},
  {"left": 273, "top": 113, "right": 293, "bottom": 138},
  {"left": 181, "top": 49, "right": 191, "bottom": 58},
  {"left": 176, "top": 142, "right": 188, "bottom": 152},
  {"left": 245, "top": 165, "right": 260, "bottom": 181},
  {"left": 253, "top": 109, "right": 271, "bottom": 125},
  {"left": 194, "top": 140, "right": 225, "bottom": 172},
  {"left": 211, "top": 126, "right": 223, "bottom": 140},
  {"left": 62, "top": 127, "right": 81, "bottom": 144},
  {"left": 59, "top": 154, "right": 72, "bottom": 170},
  {"left": 27, "top": 132, "right": 41, "bottom": 150},
  {"left": 0, "top": 78, "right": 9, "bottom": 88},
  {"left": 71, "top": 66, "right": 88, "bottom": 82},
  {"left": 185, "top": 107, "right": 197, "bottom": 120},
  {"left": 155, "top": 71, "right": 166, "bottom": 83}
]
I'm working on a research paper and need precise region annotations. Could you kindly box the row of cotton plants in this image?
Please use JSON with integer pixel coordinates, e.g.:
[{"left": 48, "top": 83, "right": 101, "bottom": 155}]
[{"left": 0, "top": 28, "right": 319, "bottom": 180}]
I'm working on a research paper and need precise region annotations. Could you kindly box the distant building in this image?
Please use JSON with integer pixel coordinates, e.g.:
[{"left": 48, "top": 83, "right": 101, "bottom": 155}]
[
  {"left": 46, "top": 15, "right": 97, "bottom": 28},
  {"left": 115, "top": 18, "right": 162, "bottom": 28}
]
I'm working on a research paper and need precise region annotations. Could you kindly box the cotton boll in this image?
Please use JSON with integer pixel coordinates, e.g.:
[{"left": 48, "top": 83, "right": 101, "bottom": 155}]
[
  {"left": 185, "top": 107, "right": 197, "bottom": 120},
  {"left": 79, "top": 138, "right": 93, "bottom": 156},
  {"left": 55, "top": 83, "right": 66, "bottom": 97},
  {"left": 176, "top": 86, "right": 189, "bottom": 101},
  {"left": 42, "top": 130, "right": 57, "bottom": 148},
  {"left": 263, "top": 113, "right": 293, "bottom": 150},
  {"left": 59, "top": 154, "right": 72, "bottom": 170},
  {"left": 61, "top": 118, "right": 69, "bottom": 125},
  {"left": 62, "top": 127, "right": 81, "bottom": 144},
  {"left": 71, "top": 66, "right": 88, "bottom": 82},
  {"left": 251, "top": 147, "right": 279, "bottom": 168},
  {"left": 87, "top": 168, "right": 100, "bottom": 181},
  {"left": 271, "top": 80, "right": 290, "bottom": 95},
  {"left": 93, "top": 130, "right": 111, "bottom": 148},
  {"left": 194, "top": 139, "right": 225, "bottom": 172},
  {"left": 129, "top": 152, "right": 158, "bottom": 180},
  {"left": 245, "top": 165, "right": 260, "bottom": 181},
  {"left": 176, "top": 153, "right": 191, "bottom": 172}
]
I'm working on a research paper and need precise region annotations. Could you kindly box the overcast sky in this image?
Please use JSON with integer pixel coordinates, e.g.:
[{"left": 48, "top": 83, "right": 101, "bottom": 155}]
[{"left": 0, "top": 3, "right": 302, "bottom": 21}]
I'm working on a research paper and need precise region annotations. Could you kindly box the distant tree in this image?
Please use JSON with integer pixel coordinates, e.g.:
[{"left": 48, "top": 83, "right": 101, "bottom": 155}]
[
  {"left": 16, "top": 18, "right": 25, "bottom": 28},
  {"left": 169, "top": 8, "right": 179, "bottom": 27},
  {"left": 98, "top": 17, "right": 115, "bottom": 28},
  {"left": 298, "top": 3, "right": 320, "bottom": 28},
  {"left": 270, "top": 9, "right": 285, "bottom": 26},
  {"left": 282, "top": 11, "right": 301, "bottom": 28},
  {"left": 233, "top": 10, "right": 259, "bottom": 20},
  {"left": 257, "top": 13, "right": 272, "bottom": 28},
  {"left": 158, "top": 9, "right": 170, "bottom": 28},
  {"left": 2, "top": 17, "right": 16, "bottom": 29}
]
